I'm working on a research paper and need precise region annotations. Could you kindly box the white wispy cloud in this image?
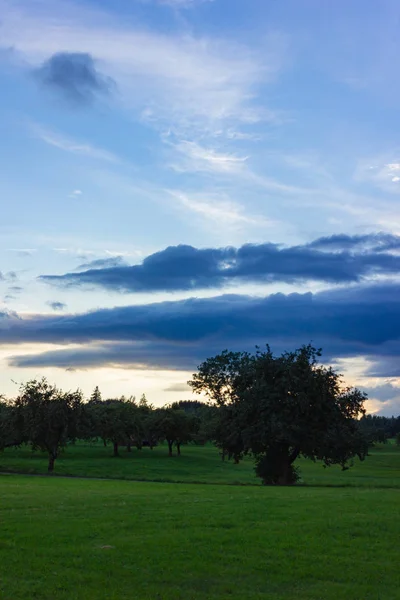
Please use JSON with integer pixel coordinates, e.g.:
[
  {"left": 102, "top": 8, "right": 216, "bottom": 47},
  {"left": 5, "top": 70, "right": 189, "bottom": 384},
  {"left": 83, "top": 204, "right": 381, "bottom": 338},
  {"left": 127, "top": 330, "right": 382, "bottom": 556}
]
[
  {"left": 69, "top": 189, "right": 83, "bottom": 198},
  {"left": 167, "top": 189, "right": 273, "bottom": 228},
  {"left": 167, "top": 138, "right": 314, "bottom": 197},
  {"left": 31, "top": 124, "right": 120, "bottom": 163},
  {"left": 355, "top": 158, "right": 400, "bottom": 194},
  {"left": 170, "top": 140, "right": 249, "bottom": 174},
  {"left": 6, "top": 248, "right": 37, "bottom": 256},
  {"left": 0, "top": 0, "right": 282, "bottom": 133}
]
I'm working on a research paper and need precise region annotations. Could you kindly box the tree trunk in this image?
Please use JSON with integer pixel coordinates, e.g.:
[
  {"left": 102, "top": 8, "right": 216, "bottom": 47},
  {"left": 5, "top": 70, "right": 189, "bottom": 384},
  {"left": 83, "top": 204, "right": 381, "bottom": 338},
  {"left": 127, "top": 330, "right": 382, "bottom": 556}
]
[
  {"left": 276, "top": 448, "right": 296, "bottom": 485},
  {"left": 257, "top": 446, "right": 296, "bottom": 486},
  {"left": 127, "top": 443, "right": 131, "bottom": 452},
  {"left": 103, "top": 439, "right": 107, "bottom": 447},
  {"left": 113, "top": 442, "right": 119, "bottom": 457},
  {"left": 276, "top": 459, "right": 291, "bottom": 485},
  {"left": 48, "top": 453, "right": 56, "bottom": 473},
  {"left": 167, "top": 440, "right": 173, "bottom": 456},
  {"left": 176, "top": 442, "right": 181, "bottom": 456}
]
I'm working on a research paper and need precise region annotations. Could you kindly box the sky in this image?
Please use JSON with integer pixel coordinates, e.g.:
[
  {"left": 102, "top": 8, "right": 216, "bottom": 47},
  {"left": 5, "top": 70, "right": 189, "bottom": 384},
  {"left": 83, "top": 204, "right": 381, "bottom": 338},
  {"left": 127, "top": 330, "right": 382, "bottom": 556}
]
[{"left": 1, "top": 0, "right": 400, "bottom": 414}]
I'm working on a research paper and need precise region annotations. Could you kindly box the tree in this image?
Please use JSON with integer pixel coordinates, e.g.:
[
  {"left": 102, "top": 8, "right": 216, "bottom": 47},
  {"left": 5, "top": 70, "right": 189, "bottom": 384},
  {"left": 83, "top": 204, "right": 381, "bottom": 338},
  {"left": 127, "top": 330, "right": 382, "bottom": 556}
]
[
  {"left": 189, "top": 345, "right": 369, "bottom": 485},
  {"left": 359, "top": 414, "right": 400, "bottom": 443},
  {"left": 89, "top": 398, "right": 142, "bottom": 457},
  {"left": 14, "top": 379, "right": 83, "bottom": 473},
  {"left": 0, "top": 399, "right": 23, "bottom": 450},
  {"left": 152, "top": 407, "right": 198, "bottom": 456},
  {"left": 90, "top": 386, "right": 102, "bottom": 403}
]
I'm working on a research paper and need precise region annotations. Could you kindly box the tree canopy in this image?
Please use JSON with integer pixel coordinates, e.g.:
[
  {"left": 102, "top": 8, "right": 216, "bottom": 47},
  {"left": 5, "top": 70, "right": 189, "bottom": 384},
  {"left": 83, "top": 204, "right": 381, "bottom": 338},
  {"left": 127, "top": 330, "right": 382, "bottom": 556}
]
[
  {"left": 189, "top": 344, "right": 369, "bottom": 484},
  {"left": 13, "top": 379, "right": 83, "bottom": 472}
]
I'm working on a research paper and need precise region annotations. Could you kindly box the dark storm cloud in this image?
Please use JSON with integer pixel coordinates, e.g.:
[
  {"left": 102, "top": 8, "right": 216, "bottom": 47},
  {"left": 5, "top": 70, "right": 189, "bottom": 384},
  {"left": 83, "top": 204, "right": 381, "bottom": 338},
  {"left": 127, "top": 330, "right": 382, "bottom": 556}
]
[
  {"left": 5, "top": 281, "right": 400, "bottom": 372},
  {"left": 34, "top": 52, "right": 115, "bottom": 106},
  {"left": 40, "top": 233, "right": 400, "bottom": 293},
  {"left": 365, "top": 358, "right": 400, "bottom": 378}
]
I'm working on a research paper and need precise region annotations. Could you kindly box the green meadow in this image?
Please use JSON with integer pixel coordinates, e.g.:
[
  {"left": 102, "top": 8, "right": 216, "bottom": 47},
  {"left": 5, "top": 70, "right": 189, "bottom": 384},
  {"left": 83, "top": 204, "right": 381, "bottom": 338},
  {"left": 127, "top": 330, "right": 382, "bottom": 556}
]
[
  {"left": 0, "top": 443, "right": 399, "bottom": 599},
  {"left": 0, "top": 441, "right": 399, "bottom": 487}
]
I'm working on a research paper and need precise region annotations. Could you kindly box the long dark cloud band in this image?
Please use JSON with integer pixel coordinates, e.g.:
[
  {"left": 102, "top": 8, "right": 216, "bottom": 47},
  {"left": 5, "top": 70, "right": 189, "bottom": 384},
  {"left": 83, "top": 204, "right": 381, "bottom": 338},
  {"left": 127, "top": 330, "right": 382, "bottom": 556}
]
[
  {"left": 3, "top": 280, "right": 400, "bottom": 376},
  {"left": 40, "top": 232, "right": 400, "bottom": 293}
]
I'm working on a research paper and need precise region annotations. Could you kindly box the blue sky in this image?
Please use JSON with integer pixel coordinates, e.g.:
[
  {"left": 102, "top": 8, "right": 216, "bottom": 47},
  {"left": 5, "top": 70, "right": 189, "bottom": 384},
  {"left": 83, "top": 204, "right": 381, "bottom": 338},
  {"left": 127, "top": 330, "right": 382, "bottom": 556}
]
[{"left": 1, "top": 0, "right": 400, "bottom": 413}]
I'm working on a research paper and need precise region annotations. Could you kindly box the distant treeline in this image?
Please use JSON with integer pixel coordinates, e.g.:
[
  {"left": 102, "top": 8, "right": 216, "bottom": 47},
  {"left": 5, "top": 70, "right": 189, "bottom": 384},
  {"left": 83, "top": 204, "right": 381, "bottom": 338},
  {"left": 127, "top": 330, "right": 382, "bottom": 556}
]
[{"left": 359, "top": 414, "right": 400, "bottom": 444}]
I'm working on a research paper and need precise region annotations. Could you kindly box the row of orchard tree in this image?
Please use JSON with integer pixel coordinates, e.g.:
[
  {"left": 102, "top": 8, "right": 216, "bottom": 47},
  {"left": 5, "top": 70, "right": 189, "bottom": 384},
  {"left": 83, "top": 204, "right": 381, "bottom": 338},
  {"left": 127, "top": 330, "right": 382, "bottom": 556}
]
[
  {"left": 1, "top": 344, "right": 399, "bottom": 484},
  {"left": 0, "top": 381, "right": 210, "bottom": 472}
]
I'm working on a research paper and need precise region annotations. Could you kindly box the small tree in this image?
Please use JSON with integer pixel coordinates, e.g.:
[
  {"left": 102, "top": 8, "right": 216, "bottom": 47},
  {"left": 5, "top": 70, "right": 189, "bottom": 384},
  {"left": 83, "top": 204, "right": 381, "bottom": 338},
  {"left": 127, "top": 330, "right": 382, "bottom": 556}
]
[
  {"left": 90, "top": 386, "right": 102, "bottom": 403},
  {"left": 90, "top": 398, "right": 142, "bottom": 457},
  {"left": 153, "top": 406, "right": 198, "bottom": 456},
  {"left": 190, "top": 345, "right": 369, "bottom": 485},
  {"left": 14, "top": 379, "right": 83, "bottom": 473}
]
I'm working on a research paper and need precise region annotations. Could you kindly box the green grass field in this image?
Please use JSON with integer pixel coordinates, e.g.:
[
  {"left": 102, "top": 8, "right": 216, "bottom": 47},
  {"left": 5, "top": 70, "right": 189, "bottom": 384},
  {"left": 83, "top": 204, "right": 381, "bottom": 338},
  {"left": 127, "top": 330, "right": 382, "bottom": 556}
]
[
  {"left": 1, "top": 444, "right": 399, "bottom": 599},
  {"left": 1, "top": 441, "right": 399, "bottom": 487}
]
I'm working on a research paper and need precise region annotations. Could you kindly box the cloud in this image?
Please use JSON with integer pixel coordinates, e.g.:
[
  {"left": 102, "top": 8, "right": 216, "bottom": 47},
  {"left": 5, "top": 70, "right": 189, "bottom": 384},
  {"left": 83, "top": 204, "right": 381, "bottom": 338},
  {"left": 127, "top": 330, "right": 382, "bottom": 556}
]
[
  {"left": 355, "top": 159, "right": 400, "bottom": 194},
  {"left": 363, "top": 383, "right": 400, "bottom": 403},
  {"left": 4, "top": 281, "right": 400, "bottom": 376},
  {"left": 365, "top": 358, "right": 400, "bottom": 379},
  {"left": 362, "top": 382, "right": 400, "bottom": 415},
  {"left": 32, "top": 124, "right": 120, "bottom": 163},
  {"left": 308, "top": 232, "right": 400, "bottom": 253},
  {"left": 170, "top": 140, "right": 248, "bottom": 174},
  {"left": 6, "top": 248, "right": 36, "bottom": 257},
  {"left": 164, "top": 382, "right": 191, "bottom": 392},
  {"left": 8, "top": 341, "right": 204, "bottom": 372},
  {"left": 0, "top": 272, "right": 19, "bottom": 283},
  {"left": 33, "top": 51, "right": 115, "bottom": 106},
  {"left": 167, "top": 140, "right": 310, "bottom": 197},
  {"left": 167, "top": 190, "right": 271, "bottom": 229},
  {"left": 76, "top": 256, "right": 128, "bottom": 271},
  {"left": 47, "top": 301, "right": 67, "bottom": 311},
  {"left": 39, "top": 233, "right": 400, "bottom": 293},
  {"left": 69, "top": 189, "right": 83, "bottom": 198},
  {"left": 0, "top": 0, "right": 280, "bottom": 132}
]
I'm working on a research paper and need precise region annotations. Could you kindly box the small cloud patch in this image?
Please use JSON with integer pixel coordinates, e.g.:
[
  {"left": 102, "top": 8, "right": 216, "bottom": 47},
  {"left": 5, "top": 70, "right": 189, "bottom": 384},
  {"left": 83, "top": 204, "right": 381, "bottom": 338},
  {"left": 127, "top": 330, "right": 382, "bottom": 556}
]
[
  {"left": 69, "top": 190, "right": 83, "bottom": 198},
  {"left": 164, "top": 383, "right": 190, "bottom": 392},
  {"left": 47, "top": 301, "right": 67, "bottom": 312},
  {"left": 34, "top": 52, "right": 115, "bottom": 107}
]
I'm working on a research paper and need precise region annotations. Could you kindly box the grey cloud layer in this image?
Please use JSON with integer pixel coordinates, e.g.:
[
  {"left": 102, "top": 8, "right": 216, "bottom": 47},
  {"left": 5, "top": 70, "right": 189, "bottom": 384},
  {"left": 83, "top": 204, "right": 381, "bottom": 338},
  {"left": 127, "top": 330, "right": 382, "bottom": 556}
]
[
  {"left": 40, "top": 233, "right": 400, "bottom": 293},
  {"left": 4, "top": 281, "right": 400, "bottom": 376}
]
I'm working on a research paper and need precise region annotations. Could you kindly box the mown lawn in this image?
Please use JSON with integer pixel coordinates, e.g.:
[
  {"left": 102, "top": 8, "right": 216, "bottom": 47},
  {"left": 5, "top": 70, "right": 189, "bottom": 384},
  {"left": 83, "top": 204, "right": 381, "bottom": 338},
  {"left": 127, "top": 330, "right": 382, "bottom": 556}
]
[
  {"left": 0, "top": 476, "right": 399, "bottom": 600},
  {"left": 1, "top": 441, "right": 399, "bottom": 487}
]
